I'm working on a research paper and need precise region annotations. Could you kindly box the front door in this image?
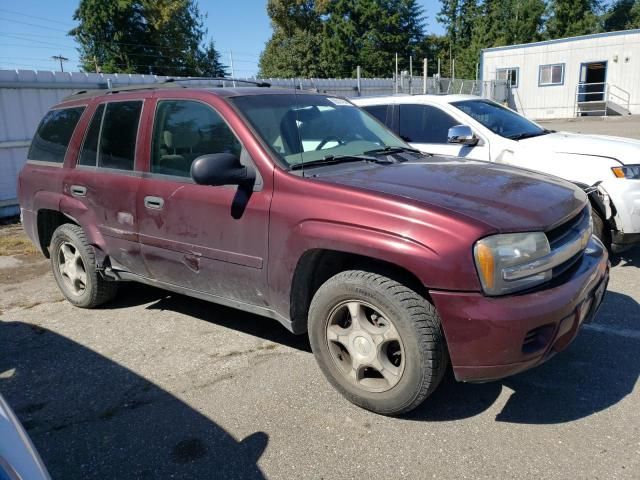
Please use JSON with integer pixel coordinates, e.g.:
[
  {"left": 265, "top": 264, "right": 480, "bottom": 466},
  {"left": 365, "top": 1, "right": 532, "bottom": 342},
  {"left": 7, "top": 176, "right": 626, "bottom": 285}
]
[
  {"left": 137, "top": 98, "right": 271, "bottom": 306},
  {"left": 398, "top": 104, "right": 490, "bottom": 160},
  {"left": 578, "top": 61, "right": 607, "bottom": 102}
]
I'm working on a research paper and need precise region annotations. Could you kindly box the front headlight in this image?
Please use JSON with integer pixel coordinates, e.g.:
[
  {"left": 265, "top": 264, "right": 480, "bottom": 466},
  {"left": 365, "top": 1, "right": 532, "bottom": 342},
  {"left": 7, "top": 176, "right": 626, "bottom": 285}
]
[
  {"left": 474, "top": 232, "right": 551, "bottom": 296},
  {"left": 612, "top": 165, "right": 640, "bottom": 179}
]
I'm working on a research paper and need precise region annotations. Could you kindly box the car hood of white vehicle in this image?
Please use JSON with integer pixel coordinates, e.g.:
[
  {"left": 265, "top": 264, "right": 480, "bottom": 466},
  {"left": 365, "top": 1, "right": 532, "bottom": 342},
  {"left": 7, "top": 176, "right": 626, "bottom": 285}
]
[{"left": 520, "top": 131, "right": 640, "bottom": 165}]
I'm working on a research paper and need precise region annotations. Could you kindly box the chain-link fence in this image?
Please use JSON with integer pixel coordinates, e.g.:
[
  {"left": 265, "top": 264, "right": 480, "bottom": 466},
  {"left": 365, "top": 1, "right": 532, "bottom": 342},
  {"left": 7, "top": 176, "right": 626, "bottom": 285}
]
[{"left": 257, "top": 76, "right": 510, "bottom": 102}]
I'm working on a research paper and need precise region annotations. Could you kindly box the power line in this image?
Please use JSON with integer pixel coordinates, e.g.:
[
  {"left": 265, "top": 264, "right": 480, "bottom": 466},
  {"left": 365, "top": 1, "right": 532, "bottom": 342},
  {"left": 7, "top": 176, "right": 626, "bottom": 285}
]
[
  {"left": 0, "top": 17, "right": 69, "bottom": 33},
  {"left": 0, "top": 8, "right": 76, "bottom": 26}
]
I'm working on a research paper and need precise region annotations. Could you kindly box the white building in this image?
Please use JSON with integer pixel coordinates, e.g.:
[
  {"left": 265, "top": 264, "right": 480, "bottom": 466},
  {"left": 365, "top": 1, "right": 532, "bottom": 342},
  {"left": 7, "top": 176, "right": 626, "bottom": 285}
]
[{"left": 481, "top": 29, "right": 640, "bottom": 119}]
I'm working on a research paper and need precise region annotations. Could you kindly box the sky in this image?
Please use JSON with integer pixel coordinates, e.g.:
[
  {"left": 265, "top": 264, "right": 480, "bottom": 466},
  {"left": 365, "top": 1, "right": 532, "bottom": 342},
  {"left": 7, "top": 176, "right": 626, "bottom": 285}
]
[{"left": 0, "top": 0, "right": 443, "bottom": 76}]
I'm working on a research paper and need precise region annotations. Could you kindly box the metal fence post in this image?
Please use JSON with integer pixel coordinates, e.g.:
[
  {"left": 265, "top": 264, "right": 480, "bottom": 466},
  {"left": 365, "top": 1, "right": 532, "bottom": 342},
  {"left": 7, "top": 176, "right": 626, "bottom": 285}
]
[
  {"left": 423, "top": 58, "right": 427, "bottom": 94},
  {"left": 356, "top": 66, "right": 361, "bottom": 96}
]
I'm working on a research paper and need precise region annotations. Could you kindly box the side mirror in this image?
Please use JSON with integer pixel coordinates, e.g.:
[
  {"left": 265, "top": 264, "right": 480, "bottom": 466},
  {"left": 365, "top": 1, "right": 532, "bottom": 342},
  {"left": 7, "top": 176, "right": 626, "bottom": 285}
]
[
  {"left": 191, "top": 153, "right": 255, "bottom": 187},
  {"left": 447, "top": 125, "right": 479, "bottom": 146}
]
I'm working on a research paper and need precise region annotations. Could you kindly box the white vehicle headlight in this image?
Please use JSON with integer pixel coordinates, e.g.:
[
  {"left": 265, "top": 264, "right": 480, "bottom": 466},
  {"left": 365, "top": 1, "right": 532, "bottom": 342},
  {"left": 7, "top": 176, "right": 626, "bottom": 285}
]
[
  {"left": 612, "top": 165, "right": 640, "bottom": 179},
  {"left": 474, "top": 232, "right": 551, "bottom": 296}
]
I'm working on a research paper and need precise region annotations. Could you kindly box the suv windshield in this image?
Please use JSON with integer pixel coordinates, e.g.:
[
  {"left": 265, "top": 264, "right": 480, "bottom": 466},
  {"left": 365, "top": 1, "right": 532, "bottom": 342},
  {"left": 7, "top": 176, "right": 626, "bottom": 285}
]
[
  {"left": 230, "top": 94, "right": 407, "bottom": 167},
  {"left": 451, "top": 99, "right": 549, "bottom": 140}
]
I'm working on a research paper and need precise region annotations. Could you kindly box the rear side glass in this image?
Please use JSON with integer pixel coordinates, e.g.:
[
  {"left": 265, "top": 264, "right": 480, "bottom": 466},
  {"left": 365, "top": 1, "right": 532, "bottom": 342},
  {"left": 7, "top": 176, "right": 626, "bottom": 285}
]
[
  {"left": 28, "top": 106, "right": 85, "bottom": 163},
  {"left": 78, "top": 104, "right": 105, "bottom": 167},
  {"left": 98, "top": 101, "right": 142, "bottom": 170}
]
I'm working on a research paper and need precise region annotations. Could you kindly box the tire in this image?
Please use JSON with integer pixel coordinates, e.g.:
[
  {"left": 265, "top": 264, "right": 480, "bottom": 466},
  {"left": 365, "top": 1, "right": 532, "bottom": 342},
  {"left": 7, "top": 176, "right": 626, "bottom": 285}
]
[
  {"left": 308, "top": 270, "right": 448, "bottom": 415},
  {"left": 591, "top": 210, "right": 611, "bottom": 251},
  {"left": 50, "top": 223, "right": 118, "bottom": 308}
]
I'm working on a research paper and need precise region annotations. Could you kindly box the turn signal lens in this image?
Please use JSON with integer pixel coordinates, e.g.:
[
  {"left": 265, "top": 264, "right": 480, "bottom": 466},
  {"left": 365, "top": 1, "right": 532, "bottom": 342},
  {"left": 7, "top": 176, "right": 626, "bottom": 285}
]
[
  {"left": 475, "top": 243, "right": 495, "bottom": 289},
  {"left": 612, "top": 167, "right": 625, "bottom": 178}
]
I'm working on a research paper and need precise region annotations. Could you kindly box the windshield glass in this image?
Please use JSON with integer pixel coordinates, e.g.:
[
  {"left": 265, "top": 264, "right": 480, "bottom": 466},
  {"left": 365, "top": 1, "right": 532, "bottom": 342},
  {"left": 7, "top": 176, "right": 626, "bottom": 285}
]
[
  {"left": 230, "top": 94, "right": 407, "bottom": 167},
  {"left": 451, "top": 99, "right": 545, "bottom": 139}
]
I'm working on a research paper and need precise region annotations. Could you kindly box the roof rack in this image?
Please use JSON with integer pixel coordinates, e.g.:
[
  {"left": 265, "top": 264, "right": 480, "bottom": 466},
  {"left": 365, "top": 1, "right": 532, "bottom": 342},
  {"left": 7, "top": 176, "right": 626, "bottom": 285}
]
[
  {"left": 164, "top": 77, "right": 271, "bottom": 88},
  {"left": 64, "top": 76, "right": 270, "bottom": 101}
]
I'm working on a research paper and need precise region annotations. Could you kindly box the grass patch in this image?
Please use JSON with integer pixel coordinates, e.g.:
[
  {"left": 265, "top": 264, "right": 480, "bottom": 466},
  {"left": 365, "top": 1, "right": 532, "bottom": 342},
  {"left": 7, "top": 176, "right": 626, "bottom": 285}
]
[{"left": 0, "top": 224, "right": 39, "bottom": 256}]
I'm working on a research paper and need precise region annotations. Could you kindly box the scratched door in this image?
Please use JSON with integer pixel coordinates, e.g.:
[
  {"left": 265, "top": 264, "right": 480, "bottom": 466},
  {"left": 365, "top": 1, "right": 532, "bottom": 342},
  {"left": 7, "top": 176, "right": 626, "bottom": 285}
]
[{"left": 136, "top": 99, "right": 271, "bottom": 305}]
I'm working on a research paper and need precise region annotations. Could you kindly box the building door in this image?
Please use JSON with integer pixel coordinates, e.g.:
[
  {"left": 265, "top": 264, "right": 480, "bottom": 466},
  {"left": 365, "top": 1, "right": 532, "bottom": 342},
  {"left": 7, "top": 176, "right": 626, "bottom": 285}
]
[{"left": 578, "top": 61, "right": 607, "bottom": 102}]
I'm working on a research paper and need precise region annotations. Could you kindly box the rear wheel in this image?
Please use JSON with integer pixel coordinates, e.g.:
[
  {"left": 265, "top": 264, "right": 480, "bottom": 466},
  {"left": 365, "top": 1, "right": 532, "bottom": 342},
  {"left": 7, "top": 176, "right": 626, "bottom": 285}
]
[
  {"left": 50, "top": 224, "right": 118, "bottom": 308},
  {"left": 308, "top": 270, "right": 447, "bottom": 415}
]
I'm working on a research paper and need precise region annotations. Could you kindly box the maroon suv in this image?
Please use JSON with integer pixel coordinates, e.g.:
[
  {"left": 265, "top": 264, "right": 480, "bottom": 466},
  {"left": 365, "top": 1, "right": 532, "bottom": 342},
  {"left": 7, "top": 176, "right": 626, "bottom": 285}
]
[{"left": 18, "top": 83, "right": 609, "bottom": 415}]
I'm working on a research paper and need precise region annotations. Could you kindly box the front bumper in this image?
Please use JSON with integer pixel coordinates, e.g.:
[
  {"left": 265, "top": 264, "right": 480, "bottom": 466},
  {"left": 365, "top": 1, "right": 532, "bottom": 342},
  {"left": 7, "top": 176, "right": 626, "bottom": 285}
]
[
  {"left": 604, "top": 179, "right": 640, "bottom": 241},
  {"left": 430, "top": 237, "right": 609, "bottom": 382}
]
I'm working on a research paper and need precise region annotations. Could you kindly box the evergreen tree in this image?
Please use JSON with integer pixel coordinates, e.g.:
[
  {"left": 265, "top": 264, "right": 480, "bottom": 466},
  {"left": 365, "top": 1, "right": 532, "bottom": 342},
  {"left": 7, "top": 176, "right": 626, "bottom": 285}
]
[
  {"left": 603, "top": 0, "right": 640, "bottom": 31},
  {"left": 259, "top": 0, "right": 425, "bottom": 78},
  {"left": 321, "top": 0, "right": 425, "bottom": 78},
  {"left": 70, "top": 0, "right": 227, "bottom": 76},
  {"left": 546, "top": 0, "right": 602, "bottom": 39},
  {"left": 258, "top": 0, "right": 326, "bottom": 77}
]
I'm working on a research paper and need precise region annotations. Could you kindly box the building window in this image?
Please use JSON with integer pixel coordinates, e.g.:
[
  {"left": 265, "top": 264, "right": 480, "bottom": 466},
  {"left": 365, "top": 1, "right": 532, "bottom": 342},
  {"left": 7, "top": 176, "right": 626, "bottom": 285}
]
[
  {"left": 539, "top": 64, "right": 565, "bottom": 86},
  {"left": 496, "top": 67, "right": 519, "bottom": 88}
]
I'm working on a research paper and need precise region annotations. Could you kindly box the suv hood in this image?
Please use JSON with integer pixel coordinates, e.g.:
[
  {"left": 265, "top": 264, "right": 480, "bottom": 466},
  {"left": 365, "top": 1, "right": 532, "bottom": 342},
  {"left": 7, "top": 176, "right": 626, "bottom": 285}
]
[
  {"left": 316, "top": 157, "right": 586, "bottom": 232},
  {"left": 520, "top": 131, "right": 640, "bottom": 164}
]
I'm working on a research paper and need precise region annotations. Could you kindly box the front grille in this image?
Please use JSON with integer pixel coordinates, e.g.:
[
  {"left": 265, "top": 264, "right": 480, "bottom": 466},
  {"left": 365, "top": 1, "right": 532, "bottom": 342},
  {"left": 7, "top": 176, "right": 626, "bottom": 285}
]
[
  {"left": 546, "top": 207, "right": 590, "bottom": 248},
  {"left": 545, "top": 206, "right": 591, "bottom": 279}
]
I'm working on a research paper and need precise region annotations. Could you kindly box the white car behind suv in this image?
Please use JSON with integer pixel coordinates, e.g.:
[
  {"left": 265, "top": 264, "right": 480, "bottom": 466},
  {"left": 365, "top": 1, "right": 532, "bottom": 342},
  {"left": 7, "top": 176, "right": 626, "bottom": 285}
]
[{"left": 353, "top": 94, "right": 640, "bottom": 251}]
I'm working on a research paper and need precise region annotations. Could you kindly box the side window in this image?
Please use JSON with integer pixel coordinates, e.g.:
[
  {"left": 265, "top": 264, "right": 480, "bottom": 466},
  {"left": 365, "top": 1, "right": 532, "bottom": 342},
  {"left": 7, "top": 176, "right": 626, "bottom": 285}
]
[
  {"left": 151, "top": 100, "right": 241, "bottom": 177},
  {"left": 496, "top": 67, "right": 519, "bottom": 88},
  {"left": 363, "top": 105, "right": 390, "bottom": 126},
  {"left": 28, "top": 106, "right": 85, "bottom": 163},
  {"left": 399, "top": 104, "right": 459, "bottom": 144},
  {"left": 99, "top": 101, "right": 142, "bottom": 170},
  {"left": 78, "top": 104, "right": 104, "bottom": 166}
]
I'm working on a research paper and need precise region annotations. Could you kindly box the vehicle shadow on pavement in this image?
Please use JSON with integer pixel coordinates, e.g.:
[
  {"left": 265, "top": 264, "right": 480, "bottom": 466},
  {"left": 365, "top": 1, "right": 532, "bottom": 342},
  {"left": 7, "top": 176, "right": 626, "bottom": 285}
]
[
  {"left": 105, "top": 282, "right": 312, "bottom": 353},
  {"left": 610, "top": 247, "right": 640, "bottom": 268},
  {"left": 0, "top": 321, "right": 268, "bottom": 480},
  {"left": 406, "top": 290, "right": 640, "bottom": 425}
]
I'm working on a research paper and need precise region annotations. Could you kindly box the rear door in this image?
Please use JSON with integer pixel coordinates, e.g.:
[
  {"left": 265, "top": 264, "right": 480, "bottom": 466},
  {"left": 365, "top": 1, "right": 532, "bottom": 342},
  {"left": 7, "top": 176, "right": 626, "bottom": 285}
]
[
  {"left": 398, "top": 104, "right": 490, "bottom": 160},
  {"left": 136, "top": 97, "right": 271, "bottom": 305},
  {"left": 65, "top": 99, "right": 148, "bottom": 275}
]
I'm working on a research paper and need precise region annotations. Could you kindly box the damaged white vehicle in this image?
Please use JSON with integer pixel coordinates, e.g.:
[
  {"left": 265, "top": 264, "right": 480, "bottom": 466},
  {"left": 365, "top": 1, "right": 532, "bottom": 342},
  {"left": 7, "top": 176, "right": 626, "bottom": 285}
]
[{"left": 354, "top": 95, "right": 640, "bottom": 251}]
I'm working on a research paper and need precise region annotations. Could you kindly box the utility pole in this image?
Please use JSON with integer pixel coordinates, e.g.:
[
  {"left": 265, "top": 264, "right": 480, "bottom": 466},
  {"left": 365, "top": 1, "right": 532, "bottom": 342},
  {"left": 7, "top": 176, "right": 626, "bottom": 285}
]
[{"left": 52, "top": 54, "right": 68, "bottom": 72}]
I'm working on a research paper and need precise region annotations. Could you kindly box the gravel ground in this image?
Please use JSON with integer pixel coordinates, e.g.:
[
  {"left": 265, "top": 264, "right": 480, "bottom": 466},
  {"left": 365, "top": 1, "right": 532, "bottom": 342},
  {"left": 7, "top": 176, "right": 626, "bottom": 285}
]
[{"left": 0, "top": 230, "right": 638, "bottom": 479}]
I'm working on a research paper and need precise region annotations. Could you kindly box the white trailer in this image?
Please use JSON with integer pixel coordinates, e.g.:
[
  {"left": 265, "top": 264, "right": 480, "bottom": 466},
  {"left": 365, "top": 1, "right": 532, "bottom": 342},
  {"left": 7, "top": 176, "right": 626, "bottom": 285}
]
[{"left": 481, "top": 29, "right": 640, "bottom": 119}]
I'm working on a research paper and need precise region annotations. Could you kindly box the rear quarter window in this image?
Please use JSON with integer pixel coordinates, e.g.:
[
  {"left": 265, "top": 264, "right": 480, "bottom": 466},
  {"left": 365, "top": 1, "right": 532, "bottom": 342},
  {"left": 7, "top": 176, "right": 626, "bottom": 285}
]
[{"left": 28, "top": 106, "right": 85, "bottom": 163}]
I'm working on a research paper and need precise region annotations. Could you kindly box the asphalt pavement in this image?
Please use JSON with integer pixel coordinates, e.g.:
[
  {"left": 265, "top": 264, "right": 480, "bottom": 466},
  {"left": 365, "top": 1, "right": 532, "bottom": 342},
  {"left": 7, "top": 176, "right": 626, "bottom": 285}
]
[{"left": 0, "top": 244, "right": 638, "bottom": 479}]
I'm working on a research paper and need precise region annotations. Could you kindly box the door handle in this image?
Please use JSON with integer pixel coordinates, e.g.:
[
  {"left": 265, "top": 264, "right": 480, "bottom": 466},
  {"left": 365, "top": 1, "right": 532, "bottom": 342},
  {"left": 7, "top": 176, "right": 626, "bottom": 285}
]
[
  {"left": 144, "top": 196, "right": 165, "bottom": 210},
  {"left": 70, "top": 185, "right": 87, "bottom": 197}
]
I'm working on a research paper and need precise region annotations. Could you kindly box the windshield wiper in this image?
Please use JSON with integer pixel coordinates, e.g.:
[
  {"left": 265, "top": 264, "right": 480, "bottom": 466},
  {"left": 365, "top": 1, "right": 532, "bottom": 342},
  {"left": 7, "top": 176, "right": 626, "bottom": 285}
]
[
  {"left": 508, "top": 129, "right": 554, "bottom": 141},
  {"left": 364, "top": 146, "right": 423, "bottom": 156},
  {"left": 289, "top": 154, "right": 392, "bottom": 171}
]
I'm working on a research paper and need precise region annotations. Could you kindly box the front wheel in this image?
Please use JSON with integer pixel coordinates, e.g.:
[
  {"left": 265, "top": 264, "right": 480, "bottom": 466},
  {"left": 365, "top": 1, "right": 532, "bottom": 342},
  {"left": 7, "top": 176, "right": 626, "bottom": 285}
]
[
  {"left": 308, "top": 270, "right": 448, "bottom": 415},
  {"left": 591, "top": 210, "right": 611, "bottom": 251}
]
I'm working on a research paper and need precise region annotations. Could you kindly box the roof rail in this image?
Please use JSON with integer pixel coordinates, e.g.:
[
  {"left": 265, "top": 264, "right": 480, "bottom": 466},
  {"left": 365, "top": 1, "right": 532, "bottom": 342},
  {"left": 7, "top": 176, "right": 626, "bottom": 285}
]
[
  {"left": 63, "top": 76, "right": 270, "bottom": 101},
  {"left": 164, "top": 77, "right": 271, "bottom": 88},
  {"left": 63, "top": 81, "right": 185, "bottom": 101}
]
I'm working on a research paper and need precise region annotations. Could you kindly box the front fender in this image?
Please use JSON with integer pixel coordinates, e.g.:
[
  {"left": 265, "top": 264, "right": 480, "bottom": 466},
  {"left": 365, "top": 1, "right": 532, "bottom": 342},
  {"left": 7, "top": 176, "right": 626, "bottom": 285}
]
[{"left": 267, "top": 218, "right": 483, "bottom": 318}]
